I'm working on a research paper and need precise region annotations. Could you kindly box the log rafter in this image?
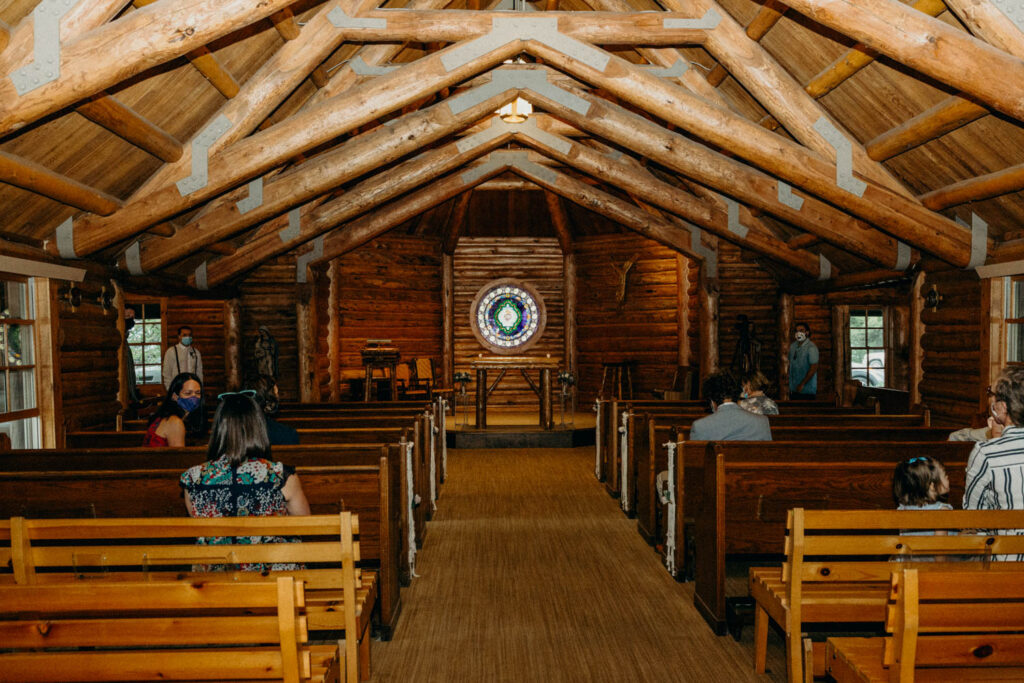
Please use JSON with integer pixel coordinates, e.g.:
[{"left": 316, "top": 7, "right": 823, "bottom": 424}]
[
  {"left": 76, "top": 93, "right": 183, "bottom": 162},
  {"left": 0, "top": 150, "right": 123, "bottom": 215}
]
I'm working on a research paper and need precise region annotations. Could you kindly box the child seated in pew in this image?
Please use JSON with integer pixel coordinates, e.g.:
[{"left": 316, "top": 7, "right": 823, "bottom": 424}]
[
  {"left": 246, "top": 374, "right": 300, "bottom": 446},
  {"left": 892, "top": 456, "right": 953, "bottom": 551},
  {"left": 180, "top": 392, "right": 310, "bottom": 571}
]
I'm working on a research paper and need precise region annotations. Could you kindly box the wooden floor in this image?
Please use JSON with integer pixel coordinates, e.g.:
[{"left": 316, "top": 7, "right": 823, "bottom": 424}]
[{"left": 371, "top": 446, "right": 785, "bottom": 682}]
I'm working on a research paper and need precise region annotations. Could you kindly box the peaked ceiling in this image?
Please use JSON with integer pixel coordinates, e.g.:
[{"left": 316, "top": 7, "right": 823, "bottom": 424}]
[{"left": 0, "top": 0, "right": 1022, "bottom": 289}]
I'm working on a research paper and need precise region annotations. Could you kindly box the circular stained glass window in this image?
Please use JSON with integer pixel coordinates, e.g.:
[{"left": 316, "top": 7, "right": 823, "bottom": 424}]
[{"left": 469, "top": 279, "right": 547, "bottom": 355}]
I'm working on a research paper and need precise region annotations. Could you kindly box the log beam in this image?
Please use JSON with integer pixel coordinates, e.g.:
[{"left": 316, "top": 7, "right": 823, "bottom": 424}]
[
  {"left": 59, "top": 37, "right": 525, "bottom": 257},
  {"left": 564, "top": 251, "right": 577, "bottom": 376},
  {"left": 130, "top": 83, "right": 518, "bottom": 273},
  {"left": 77, "top": 93, "right": 183, "bottom": 162},
  {"left": 0, "top": 1, "right": 125, "bottom": 77},
  {"left": 778, "top": 0, "right": 1024, "bottom": 121},
  {"left": 705, "top": 0, "right": 788, "bottom": 87},
  {"left": 328, "top": 259, "right": 342, "bottom": 401},
  {"left": 909, "top": 270, "right": 924, "bottom": 407},
  {"left": 223, "top": 298, "right": 242, "bottom": 391},
  {"left": 270, "top": 7, "right": 302, "bottom": 41},
  {"left": 441, "top": 191, "right": 470, "bottom": 255},
  {"left": 0, "top": 150, "right": 122, "bottom": 215},
  {"left": 865, "top": 96, "right": 988, "bottom": 161},
  {"left": 700, "top": 274, "right": 719, "bottom": 382},
  {"left": 920, "top": 162, "right": 1024, "bottom": 210},
  {"left": 442, "top": 252, "right": 454, "bottom": 388},
  {"left": 184, "top": 46, "right": 241, "bottom": 99},
  {"left": 296, "top": 285, "right": 316, "bottom": 402},
  {"left": 522, "top": 49, "right": 975, "bottom": 265},
  {"left": 778, "top": 292, "right": 793, "bottom": 399},
  {"left": 0, "top": 0, "right": 299, "bottom": 137},
  {"left": 787, "top": 233, "right": 820, "bottom": 249},
  {"left": 321, "top": 10, "right": 712, "bottom": 45},
  {"left": 544, "top": 191, "right": 573, "bottom": 253},
  {"left": 943, "top": 0, "right": 1024, "bottom": 59}
]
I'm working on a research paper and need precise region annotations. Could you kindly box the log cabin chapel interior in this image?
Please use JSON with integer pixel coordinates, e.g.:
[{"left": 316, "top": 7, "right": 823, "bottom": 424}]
[{"left": 1, "top": 0, "right": 1024, "bottom": 681}]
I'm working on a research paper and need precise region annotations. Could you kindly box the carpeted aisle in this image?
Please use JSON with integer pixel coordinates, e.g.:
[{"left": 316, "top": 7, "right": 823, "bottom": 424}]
[{"left": 370, "top": 446, "right": 784, "bottom": 682}]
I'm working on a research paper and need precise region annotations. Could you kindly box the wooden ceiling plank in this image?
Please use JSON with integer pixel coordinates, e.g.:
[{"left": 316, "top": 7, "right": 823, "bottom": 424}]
[
  {"left": 0, "top": 150, "right": 122, "bottom": 216},
  {"left": 324, "top": 10, "right": 711, "bottom": 45},
  {"left": 441, "top": 191, "right": 471, "bottom": 255},
  {"left": 61, "top": 36, "right": 525, "bottom": 258},
  {"left": 128, "top": 81, "right": 519, "bottom": 274},
  {"left": 525, "top": 76, "right": 910, "bottom": 268},
  {"left": 524, "top": 47, "right": 975, "bottom": 266},
  {"left": 778, "top": 0, "right": 1024, "bottom": 122},
  {"left": 865, "top": 95, "right": 988, "bottom": 161},
  {"left": 0, "top": 0, "right": 300, "bottom": 138},
  {"left": 200, "top": 120, "right": 516, "bottom": 287},
  {"left": 77, "top": 93, "right": 183, "bottom": 162},
  {"left": 684, "top": 0, "right": 913, "bottom": 196},
  {"left": 919, "top": 162, "right": 1024, "bottom": 210},
  {"left": 270, "top": 7, "right": 302, "bottom": 41},
  {"left": 527, "top": 130, "right": 824, "bottom": 276},
  {"left": 544, "top": 191, "right": 573, "bottom": 252},
  {"left": 705, "top": 0, "right": 788, "bottom": 87}
]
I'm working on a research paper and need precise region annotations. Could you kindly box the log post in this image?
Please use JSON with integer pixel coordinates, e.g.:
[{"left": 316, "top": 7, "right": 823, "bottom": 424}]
[
  {"left": 699, "top": 271, "right": 719, "bottom": 387},
  {"left": 778, "top": 293, "right": 794, "bottom": 400},
  {"left": 113, "top": 280, "right": 127, "bottom": 413},
  {"left": 442, "top": 253, "right": 455, "bottom": 389},
  {"left": 328, "top": 259, "right": 342, "bottom": 401},
  {"left": 33, "top": 279, "right": 62, "bottom": 448},
  {"left": 564, "top": 252, "right": 577, "bottom": 377},
  {"left": 831, "top": 304, "right": 848, "bottom": 405},
  {"left": 981, "top": 277, "right": 1005, "bottom": 413},
  {"left": 909, "top": 271, "right": 925, "bottom": 408},
  {"left": 223, "top": 298, "right": 242, "bottom": 392},
  {"left": 296, "top": 284, "right": 316, "bottom": 403},
  {"left": 677, "top": 254, "right": 691, "bottom": 369}
]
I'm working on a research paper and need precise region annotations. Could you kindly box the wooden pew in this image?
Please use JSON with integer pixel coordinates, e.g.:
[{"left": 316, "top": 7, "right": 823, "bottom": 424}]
[
  {"left": 657, "top": 440, "right": 975, "bottom": 634},
  {"left": 0, "top": 576, "right": 340, "bottom": 683},
  {"left": 0, "top": 446, "right": 405, "bottom": 642},
  {"left": 750, "top": 509, "right": 1024, "bottom": 683},
  {"left": 827, "top": 567, "right": 1024, "bottom": 683}
]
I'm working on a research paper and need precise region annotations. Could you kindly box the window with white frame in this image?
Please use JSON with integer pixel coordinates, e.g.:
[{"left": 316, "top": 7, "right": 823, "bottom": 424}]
[
  {"left": 849, "top": 308, "right": 886, "bottom": 388},
  {"left": 0, "top": 276, "right": 40, "bottom": 448},
  {"left": 126, "top": 301, "right": 164, "bottom": 386}
]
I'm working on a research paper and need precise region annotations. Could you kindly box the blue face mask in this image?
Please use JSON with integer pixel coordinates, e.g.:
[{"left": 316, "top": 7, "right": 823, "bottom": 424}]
[
  {"left": 177, "top": 396, "right": 200, "bottom": 413},
  {"left": 180, "top": 336, "right": 193, "bottom": 347}
]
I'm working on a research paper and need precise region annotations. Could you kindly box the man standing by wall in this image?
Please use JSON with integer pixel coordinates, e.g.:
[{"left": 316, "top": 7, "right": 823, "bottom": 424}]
[
  {"left": 163, "top": 325, "right": 203, "bottom": 390},
  {"left": 788, "top": 322, "right": 819, "bottom": 400}
]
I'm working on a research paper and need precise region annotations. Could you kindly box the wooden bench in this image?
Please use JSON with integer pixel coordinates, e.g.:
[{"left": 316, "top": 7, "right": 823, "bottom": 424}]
[
  {"left": 0, "top": 445, "right": 405, "bottom": 642},
  {"left": 750, "top": 509, "right": 1024, "bottom": 683},
  {"left": 8, "top": 513, "right": 367, "bottom": 682},
  {"left": 0, "top": 576, "right": 340, "bottom": 683},
  {"left": 827, "top": 567, "right": 1024, "bottom": 683},
  {"left": 654, "top": 441, "right": 974, "bottom": 634}
]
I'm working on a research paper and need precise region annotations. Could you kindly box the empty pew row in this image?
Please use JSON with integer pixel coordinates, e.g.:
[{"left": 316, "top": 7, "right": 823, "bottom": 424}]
[
  {"left": 750, "top": 509, "right": 1024, "bottom": 682},
  {"left": 601, "top": 410, "right": 932, "bottom": 501},
  {"left": 826, "top": 567, "right": 1024, "bottom": 683},
  {"left": 651, "top": 440, "right": 975, "bottom": 635},
  {"left": 1, "top": 576, "right": 342, "bottom": 683},
  {"left": 0, "top": 445, "right": 405, "bottom": 644}
]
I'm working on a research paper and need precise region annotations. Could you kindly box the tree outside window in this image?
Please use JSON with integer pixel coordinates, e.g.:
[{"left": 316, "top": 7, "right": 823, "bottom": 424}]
[
  {"left": 126, "top": 302, "right": 164, "bottom": 386},
  {"left": 0, "top": 276, "right": 40, "bottom": 448},
  {"left": 1005, "top": 277, "right": 1024, "bottom": 364},
  {"left": 850, "top": 308, "right": 886, "bottom": 388}
]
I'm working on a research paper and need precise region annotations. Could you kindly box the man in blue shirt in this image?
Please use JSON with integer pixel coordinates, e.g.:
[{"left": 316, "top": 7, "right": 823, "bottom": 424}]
[{"left": 788, "top": 322, "right": 819, "bottom": 400}]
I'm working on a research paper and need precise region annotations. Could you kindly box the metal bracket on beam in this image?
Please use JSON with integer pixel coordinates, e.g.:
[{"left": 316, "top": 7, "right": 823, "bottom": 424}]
[
  {"left": 511, "top": 116, "right": 573, "bottom": 155},
  {"left": 235, "top": 178, "right": 264, "bottom": 215},
  {"left": 125, "top": 241, "right": 144, "bottom": 275},
  {"left": 723, "top": 197, "right": 749, "bottom": 239},
  {"left": 327, "top": 7, "right": 387, "bottom": 29},
  {"left": 643, "top": 60, "right": 688, "bottom": 79},
  {"left": 812, "top": 117, "right": 867, "bottom": 197},
  {"left": 956, "top": 213, "right": 989, "bottom": 269},
  {"left": 777, "top": 182, "right": 804, "bottom": 211},
  {"left": 818, "top": 253, "right": 832, "bottom": 281},
  {"left": 9, "top": 0, "right": 77, "bottom": 96},
  {"left": 441, "top": 16, "right": 610, "bottom": 73},
  {"left": 663, "top": 8, "right": 721, "bottom": 30},
  {"left": 55, "top": 216, "right": 76, "bottom": 259},
  {"left": 681, "top": 220, "right": 716, "bottom": 277},
  {"left": 195, "top": 260, "right": 208, "bottom": 290},
  {"left": 348, "top": 56, "right": 399, "bottom": 76},
  {"left": 175, "top": 115, "right": 233, "bottom": 196},
  {"left": 280, "top": 207, "right": 301, "bottom": 243},
  {"left": 296, "top": 236, "right": 324, "bottom": 283},
  {"left": 992, "top": 0, "right": 1024, "bottom": 32},
  {"left": 895, "top": 241, "right": 912, "bottom": 271},
  {"left": 448, "top": 69, "right": 590, "bottom": 117}
]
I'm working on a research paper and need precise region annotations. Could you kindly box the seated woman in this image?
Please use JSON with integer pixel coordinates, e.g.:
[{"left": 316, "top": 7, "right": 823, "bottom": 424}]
[
  {"left": 739, "top": 370, "right": 779, "bottom": 416},
  {"left": 247, "top": 374, "right": 299, "bottom": 445},
  {"left": 143, "top": 372, "right": 204, "bottom": 447},
  {"left": 180, "top": 392, "right": 310, "bottom": 571}
]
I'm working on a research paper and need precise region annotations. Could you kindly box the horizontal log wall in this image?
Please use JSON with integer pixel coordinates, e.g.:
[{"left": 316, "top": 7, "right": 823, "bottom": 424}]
[
  {"left": 315, "top": 269, "right": 330, "bottom": 400},
  {"left": 239, "top": 257, "right": 300, "bottom": 401},
  {"left": 792, "top": 293, "right": 833, "bottom": 400},
  {"left": 337, "top": 234, "right": 443, "bottom": 399},
  {"left": 575, "top": 234, "right": 688, "bottom": 404},
  {"left": 920, "top": 266, "right": 983, "bottom": 427},
  {"left": 454, "top": 237, "right": 564, "bottom": 409},
  {"left": 58, "top": 279, "right": 120, "bottom": 432},
  {"left": 717, "top": 243, "right": 780, "bottom": 393},
  {"left": 164, "top": 297, "right": 226, "bottom": 400}
]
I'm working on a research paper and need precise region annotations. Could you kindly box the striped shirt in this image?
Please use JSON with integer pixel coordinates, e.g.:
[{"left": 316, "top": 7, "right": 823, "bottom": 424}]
[{"left": 963, "top": 425, "right": 1024, "bottom": 560}]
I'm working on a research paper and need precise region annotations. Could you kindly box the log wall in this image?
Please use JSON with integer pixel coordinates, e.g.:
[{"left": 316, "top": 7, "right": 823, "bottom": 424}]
[
  {"left": 920, "top": 265, "right": 983, "bottom": 427},
  {"left": 315, "top": 268, "right": 331, "bottom": 399},
  {"left": 454, "top": 237, "right": 564, "bottom": 409},
  {"left": 575, "top": 234, "right": 691, "bottom": 404},
  {"left": 58, "top": 279, "right": 120, "bottom": 432},
  {"left": 336, "top": 234, "right": 443, "bottom": 399},
  {"left": 239, "top": 257, "right": 300, "bottom": 401}
]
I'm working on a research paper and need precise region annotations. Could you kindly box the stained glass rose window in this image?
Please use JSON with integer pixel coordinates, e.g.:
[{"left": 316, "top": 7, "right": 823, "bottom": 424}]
[{"left": 469, "top": 279, "right": 546, "bottom": 354}]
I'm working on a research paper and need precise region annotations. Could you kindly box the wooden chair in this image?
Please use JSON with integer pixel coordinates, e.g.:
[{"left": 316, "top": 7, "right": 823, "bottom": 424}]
[
  {"left": 749, "top": 508, "right": 1024, "bottom": 683},
  {"left": 827, "top": 567, "right": 1024, "bottom": 682},
  {"left": 0, "top": 576, "right": 340, "bottom": 683},
  {"left": 400, "top": 358, "right": 434, "bottom": 401},
  {"left": 9, "top": 512, "right": 370, "bottom": 683}
]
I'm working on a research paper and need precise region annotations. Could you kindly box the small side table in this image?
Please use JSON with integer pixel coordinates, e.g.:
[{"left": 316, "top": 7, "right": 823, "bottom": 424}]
[
  {"left": 599, "top": 360, "right": 636, "bottom": 400},
  {"left": 361, "top": 347, "right": 401, "bottom": 401}
]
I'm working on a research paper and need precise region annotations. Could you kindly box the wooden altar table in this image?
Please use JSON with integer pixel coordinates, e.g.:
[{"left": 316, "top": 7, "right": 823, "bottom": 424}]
[{"left": 470, "top": 356, "right": 559, "bottom": 430}]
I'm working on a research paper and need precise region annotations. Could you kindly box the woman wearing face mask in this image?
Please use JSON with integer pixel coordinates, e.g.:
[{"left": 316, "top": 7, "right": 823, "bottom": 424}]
[{"left": 143, "top": 372, "right": 205, "bottom": 447}]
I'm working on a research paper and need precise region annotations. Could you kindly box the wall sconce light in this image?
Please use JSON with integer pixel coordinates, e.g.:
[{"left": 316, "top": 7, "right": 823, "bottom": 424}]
[
  {"left": 58, "top": 284, "right": 82, "bottom": 311},
  {"left": 923, "top": 284, "right": 943, "bottom": 312}
]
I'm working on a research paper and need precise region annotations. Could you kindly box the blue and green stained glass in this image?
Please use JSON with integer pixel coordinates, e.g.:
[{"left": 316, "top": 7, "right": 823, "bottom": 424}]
[{"left": 476, "top": 285, "right": 540, "bottom": 350}]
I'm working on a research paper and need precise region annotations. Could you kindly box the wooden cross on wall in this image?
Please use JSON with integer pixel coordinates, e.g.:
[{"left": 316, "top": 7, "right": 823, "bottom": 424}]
[{"left": 611, "top": 253, "right": 639, "bottom": 306}]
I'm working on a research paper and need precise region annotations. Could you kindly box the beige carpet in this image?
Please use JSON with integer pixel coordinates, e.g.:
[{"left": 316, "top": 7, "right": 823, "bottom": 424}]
[{"left": 370, "top": 446, "right": 786, "bottom": 682}]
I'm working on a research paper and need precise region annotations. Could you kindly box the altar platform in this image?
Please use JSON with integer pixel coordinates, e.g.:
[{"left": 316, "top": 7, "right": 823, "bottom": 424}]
[{"left": 447, "top": 409, "right": 596, "bottom": 449}]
